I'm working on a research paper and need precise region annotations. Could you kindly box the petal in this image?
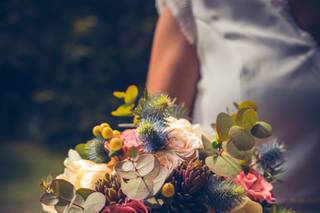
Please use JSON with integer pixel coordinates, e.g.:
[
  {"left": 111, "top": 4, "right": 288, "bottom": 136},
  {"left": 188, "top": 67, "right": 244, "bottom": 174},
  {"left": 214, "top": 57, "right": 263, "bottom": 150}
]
[{"left": 124, "top": 85, "right": 138, "bottom": 104}]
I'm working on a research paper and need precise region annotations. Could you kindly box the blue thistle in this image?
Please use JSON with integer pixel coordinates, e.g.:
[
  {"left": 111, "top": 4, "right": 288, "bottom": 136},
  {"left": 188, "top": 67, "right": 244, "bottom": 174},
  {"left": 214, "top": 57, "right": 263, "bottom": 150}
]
[
  {"left": 137, "top": 116, "right": 168, "bottom": 152},
  {"left": 134, "top": 93, "right": 188, "bottom": 122},
  {"left": 206, "top": 176, "right": 245, "bottom": 213},
  {"left": 258, "top": 141, "right": 285, "bottom": 174}
]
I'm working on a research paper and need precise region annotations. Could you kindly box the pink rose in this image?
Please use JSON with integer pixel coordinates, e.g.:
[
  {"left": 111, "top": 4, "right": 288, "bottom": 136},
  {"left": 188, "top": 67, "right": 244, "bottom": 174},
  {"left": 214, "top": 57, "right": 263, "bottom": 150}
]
[
  {"left": 101, "top": 200, "right": 149, "bottom": 213},
  {"left": 234, "top": 170, "right": 275, "bottom": 203},
  {"left": 120, "top": 129, "right": 143, "bottom": 152}
]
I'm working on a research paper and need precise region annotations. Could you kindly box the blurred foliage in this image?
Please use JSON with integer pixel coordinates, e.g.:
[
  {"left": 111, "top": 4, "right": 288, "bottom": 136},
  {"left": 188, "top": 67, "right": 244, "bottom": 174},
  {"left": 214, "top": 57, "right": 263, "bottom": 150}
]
[{"left": 0, "top": 0, "right": 157, "bottom": 147}]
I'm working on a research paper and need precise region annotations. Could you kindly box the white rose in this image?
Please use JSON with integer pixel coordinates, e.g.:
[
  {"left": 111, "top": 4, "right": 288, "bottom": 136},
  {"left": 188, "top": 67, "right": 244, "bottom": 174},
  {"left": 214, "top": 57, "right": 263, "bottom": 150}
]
[
  {"left": 41, "top": 149, "right": 111, "bottom": 213},
  {"left": 56, "top": 149, "right": 112, "bottom": 190}
]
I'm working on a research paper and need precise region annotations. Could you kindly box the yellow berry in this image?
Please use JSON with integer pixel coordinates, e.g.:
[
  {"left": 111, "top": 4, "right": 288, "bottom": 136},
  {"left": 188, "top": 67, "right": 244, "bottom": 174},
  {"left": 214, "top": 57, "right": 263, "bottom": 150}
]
[
  {"left": 100, "top": 123, "right": 110, "bottom": 128},
  {"left": 239, "top": 100, "right": 257, "bottom": 111},
  {"left": 101, "top": 127, "right": 113, "bottom": 139},
  {"left": 161, "top": 183, "right": 175, "bottom": 198},
  {"left": 109, "top": 138, "right": 123, "bottom": 151},
  {"left": 113, "top": 130, "right": 121, "bottom": 136},
  {"left": 92, "top": 125, "right": 102, "bottom": 137}
]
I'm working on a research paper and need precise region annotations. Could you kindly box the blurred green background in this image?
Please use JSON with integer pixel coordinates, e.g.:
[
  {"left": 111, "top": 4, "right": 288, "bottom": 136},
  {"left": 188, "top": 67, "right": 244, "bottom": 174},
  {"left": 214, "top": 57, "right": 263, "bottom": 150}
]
[{"left": 0, "top": 1, "right": 157, "bottom": 212}]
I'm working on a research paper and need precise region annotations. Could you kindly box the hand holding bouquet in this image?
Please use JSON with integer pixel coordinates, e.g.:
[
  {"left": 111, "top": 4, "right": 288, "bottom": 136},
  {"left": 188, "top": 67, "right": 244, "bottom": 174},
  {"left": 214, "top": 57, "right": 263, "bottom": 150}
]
[{"left": 40, "top": 85, "right": 294, "bottom": 213}]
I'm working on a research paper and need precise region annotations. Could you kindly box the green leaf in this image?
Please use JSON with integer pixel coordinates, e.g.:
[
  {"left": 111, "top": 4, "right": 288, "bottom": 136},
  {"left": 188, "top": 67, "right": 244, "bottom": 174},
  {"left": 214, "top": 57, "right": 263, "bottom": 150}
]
[
  {"left": 127, "top": 147, "right": 139, "bottom": 160},
  {"left": 205, "top": 154, "right": 241, "bottom": 177},
  {"left": 115, "top": 160, "right": 138, "bottom": 179},
  {"left": 151, "top": 167, "right": 168, "bottom": 195},
  {"left": 229, "top": 126, "right": 255, "bottom": 151},
  {"left": 236, "top": 108, "right": 258, "bottom": 130},
  {"left": 40, "top": 193, "right": 59, "bottom": 206},
  {"left": 135, "top": 154, "right": 155, "bottom": 176},
  {"left": 251, "top": 121, "right": 272, "bottom": 138},
  {"left": 201, "top": 135, "right": 219, "bottom": 157},
  {"left": 121, "top": 178, "right": 152, "bottom": 200},
  {"left": 51, "top": 179, "right": 76, "bottom": 201},
  {"left": 83, "top": 192, "right": 106, "bottom": 213},
  {"left": 144, "top": 158, "right": 161, "bottom": 180},
  {"left": 216, "top": 112, "right": 235, "bottom": 141},
  {"left": 76, "top": 188, "right": 95, "bottom": 200},
  {"left": 222, "top": 141, "right": 253, "bottom": 161}
]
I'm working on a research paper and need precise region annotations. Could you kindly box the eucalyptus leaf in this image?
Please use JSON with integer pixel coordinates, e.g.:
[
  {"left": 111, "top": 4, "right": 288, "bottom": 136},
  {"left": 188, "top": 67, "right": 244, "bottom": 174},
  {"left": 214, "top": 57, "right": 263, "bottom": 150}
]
[
  {"left": 135, "top": 154, "right": 155, "bottom": 176},
  {"left": 152, "top": 167, "right": 168, "bottom": 195},
  {"left": 251, "top": 121, "right": 272, "bottom": 138},
  {"left": 222, "top": 141, "right": 253, "bottom": 161},
  {"left": 76, "top": 188, "right": 95, "bottom": 200},
  {"left": 127, "top": 147, "right": 139, "bottom": 160},
  {"left": 40, "top": 193, "right": 59, "bottom": 206},
  {"left": 216, "top": 112, "right": 235, "bottom": 141},
  {"left": 115, "top": 160, "right": 137, "bottom": 179},
  {"left": 236, "top": 108, "right": 258, "bottom": 130},
  {"left": 229, "top": 126, "right": 255, "bottom": 151},
  {"left": 205, "top": 154, "right": 241, "bottom": 177},
  {"left": 51, "top": 179, "right": 76, "bottom": 201},
  {"left": 83, "top": 192, "right": 106, "bottom": 213},
  {"left": 121, "top": 178, "right": 153, "bottom": 200},
  {"left": 144, "top": 158, "right": 161, "bottom": 180},
  {"left": 73, "top": 194, "right": 85, "bottom": 206},
  {"left": 201, "top": 135, "right": 218, "bottom": 157},
  {"left": 55, "top": 204, "right": 82, "bottom": 213}
]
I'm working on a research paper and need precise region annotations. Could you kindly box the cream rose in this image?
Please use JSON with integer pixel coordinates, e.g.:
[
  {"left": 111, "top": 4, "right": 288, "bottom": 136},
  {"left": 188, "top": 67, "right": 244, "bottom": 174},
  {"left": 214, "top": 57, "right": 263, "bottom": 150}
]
[
  {"left": 56, "top": 149, "right": 112, "bottom": 190},
  {"left": 165, "top": 117, "right": 211, "bottom": 160}
]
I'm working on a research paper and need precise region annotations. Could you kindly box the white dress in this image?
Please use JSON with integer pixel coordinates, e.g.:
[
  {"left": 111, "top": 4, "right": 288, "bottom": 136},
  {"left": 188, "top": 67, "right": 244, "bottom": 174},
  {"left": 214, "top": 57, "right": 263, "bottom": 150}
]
[{"left": 157, "top": 0, "right": 320, "bottom": 208}]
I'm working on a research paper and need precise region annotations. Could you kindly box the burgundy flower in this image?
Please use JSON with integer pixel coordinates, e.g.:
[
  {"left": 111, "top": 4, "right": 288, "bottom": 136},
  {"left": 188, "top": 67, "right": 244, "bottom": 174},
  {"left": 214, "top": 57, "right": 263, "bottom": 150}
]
[{"left": 101, "top": 200, "right": 149, "bottom": 213}]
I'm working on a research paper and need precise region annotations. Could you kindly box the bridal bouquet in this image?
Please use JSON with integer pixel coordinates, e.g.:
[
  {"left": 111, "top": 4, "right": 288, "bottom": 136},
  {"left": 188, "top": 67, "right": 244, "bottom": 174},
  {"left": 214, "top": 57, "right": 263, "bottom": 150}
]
[{"left": 40, "top": 85, "right": 294, "bottom": 213}]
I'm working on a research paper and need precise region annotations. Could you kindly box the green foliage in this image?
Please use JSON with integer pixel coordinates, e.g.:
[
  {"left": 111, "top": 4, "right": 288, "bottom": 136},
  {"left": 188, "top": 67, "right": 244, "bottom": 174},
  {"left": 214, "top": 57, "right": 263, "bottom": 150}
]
[
  {"left": 206, "top": 176, "right": 245, "bottom": 213},
  {"left": 216, "top": 112, "right": 236, "bottom": 142},
  {"left": 115, "top": 153, "right": 168, "bottom": 200},
  {"left": 205, "top": 154, "right": 242, "bottom": 177},
  {"left": 204, "top": 101, "right": 273, "bottom": 177},
  {"left": 40, "top": 179, "right": 106, "bottom": 213},
  {"left": 75, "top": 138, "right": 110, "bottom": 163},
  {"left": 228, "top": 126, "right": 255, "bottom": 151},
  {"left": 251, "top": 121, "right": 273, "bottom": 138}
]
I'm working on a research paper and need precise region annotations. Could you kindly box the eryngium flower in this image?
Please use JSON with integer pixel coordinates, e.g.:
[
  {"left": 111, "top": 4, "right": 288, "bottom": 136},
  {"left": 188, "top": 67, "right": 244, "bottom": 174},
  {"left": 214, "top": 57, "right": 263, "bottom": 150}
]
[{"left": 137, "top": 117, "right": 168, "bottom": 152}]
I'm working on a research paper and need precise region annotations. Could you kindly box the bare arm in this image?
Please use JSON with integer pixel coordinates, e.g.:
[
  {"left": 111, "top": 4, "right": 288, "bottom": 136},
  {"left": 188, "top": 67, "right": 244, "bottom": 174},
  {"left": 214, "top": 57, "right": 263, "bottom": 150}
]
[{"left": 146, "top": 7, "right": 199, "bottom": 112}]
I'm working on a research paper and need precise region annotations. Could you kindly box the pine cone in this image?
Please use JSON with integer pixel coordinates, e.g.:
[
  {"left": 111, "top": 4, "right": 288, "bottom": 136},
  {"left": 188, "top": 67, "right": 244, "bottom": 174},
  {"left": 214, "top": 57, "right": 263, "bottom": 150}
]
[
  {"left": 95, "top": 173, "right": 126, "bottom": 205},
  {"left": 160, "top": 160, "right": 212, "bottom": 213}
]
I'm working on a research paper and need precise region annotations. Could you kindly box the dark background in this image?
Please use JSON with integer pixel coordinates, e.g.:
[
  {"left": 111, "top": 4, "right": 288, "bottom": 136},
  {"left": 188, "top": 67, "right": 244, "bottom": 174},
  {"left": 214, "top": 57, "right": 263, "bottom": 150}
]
[{"left": 0, "top": 1, "right": 157, "bottom": 212}]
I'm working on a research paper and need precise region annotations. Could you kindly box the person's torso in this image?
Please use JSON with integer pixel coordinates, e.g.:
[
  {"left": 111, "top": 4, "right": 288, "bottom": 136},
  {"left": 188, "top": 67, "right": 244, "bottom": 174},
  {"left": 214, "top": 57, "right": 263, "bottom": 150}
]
[{"left": 191, "top": 0, "right": 320, "bottom": 205}]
